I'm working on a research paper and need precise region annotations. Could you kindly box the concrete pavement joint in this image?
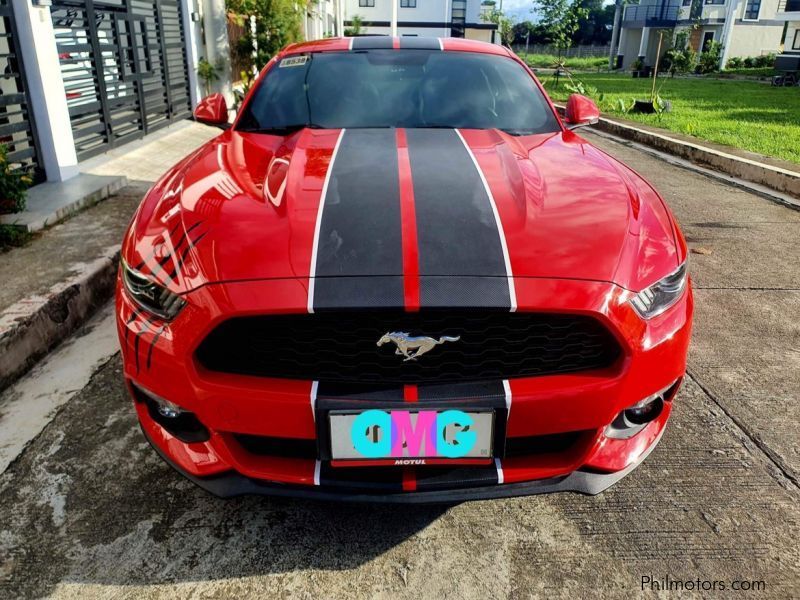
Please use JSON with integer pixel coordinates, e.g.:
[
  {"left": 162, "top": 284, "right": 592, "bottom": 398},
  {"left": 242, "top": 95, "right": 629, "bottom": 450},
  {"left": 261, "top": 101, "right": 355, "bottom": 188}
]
[{"left": 685, "top": 369, "right": 800, "bottom": 494}]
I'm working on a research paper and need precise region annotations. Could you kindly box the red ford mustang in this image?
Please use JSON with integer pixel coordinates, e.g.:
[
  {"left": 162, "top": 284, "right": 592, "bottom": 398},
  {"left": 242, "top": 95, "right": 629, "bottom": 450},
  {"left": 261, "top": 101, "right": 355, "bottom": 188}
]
[{"left": 116, "top": 37, "right": 692, "bottom": 502}]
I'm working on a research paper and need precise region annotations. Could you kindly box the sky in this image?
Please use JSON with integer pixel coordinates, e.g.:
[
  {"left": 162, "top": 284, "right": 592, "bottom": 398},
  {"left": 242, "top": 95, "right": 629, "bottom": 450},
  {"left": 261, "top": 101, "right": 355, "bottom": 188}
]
[
  {"left": 500, "top": 0, "right": 615, "bottom": 24},
  {"left": 500, "top": 0, "right": 537, "bottom": 23}
]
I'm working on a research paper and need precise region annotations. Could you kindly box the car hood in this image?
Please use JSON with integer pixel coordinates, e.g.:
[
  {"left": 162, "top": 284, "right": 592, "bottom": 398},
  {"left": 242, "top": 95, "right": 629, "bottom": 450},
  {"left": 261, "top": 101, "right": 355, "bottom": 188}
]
[{"left": 124, "top": 127, "right": 682, "bottom": 297}]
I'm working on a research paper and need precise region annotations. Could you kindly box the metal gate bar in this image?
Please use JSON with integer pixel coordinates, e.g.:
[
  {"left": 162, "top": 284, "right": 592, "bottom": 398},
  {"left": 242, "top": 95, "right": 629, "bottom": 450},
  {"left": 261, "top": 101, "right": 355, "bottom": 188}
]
[
  {"left": 0, "top": 0, "right": 43, "bottom": 181},
  {"left": 51, "top": 0, "right": 192, "bottom": 160}
]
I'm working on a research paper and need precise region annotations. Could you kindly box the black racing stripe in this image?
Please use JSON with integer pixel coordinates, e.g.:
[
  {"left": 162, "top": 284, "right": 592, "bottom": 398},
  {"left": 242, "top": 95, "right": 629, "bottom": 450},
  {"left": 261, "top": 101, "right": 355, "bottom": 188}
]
[
  {"left": 415, "top": 464, "right": 499, "bottom": 491},
  {"left": 313, "top": 129, "right": 403, "bottom": 310},
  {"left": 351, "top": 36, "right": 394, "bottom": 50},
  {"left": 318, "top": 462, "right": 404, "bottom": 491},
  {"left": 405, "top": 129, "right": 510, "bottom": 308},
  {"left": 399, "top": 37, "right": 440, "bottom": 50},
  {"left": 417, "top": 380, "right": 506, "bottom": 402},
  {"left": 317, "top": 382, "right": 404, "bottom": 402}
]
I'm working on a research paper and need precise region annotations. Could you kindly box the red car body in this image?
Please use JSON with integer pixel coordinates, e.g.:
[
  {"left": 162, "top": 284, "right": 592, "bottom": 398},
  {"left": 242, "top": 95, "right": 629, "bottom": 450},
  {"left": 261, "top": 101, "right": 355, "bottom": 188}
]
[{"left": 116, "top": 37, "right": 693, "bottom": 502}]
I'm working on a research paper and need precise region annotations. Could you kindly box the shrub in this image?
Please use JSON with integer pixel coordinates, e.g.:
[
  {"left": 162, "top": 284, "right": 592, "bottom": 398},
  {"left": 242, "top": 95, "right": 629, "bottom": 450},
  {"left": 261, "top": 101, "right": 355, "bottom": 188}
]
[
  {"left": 0, "top": 225, "right": 30, "bottom": 251},
  {"left": 754, "top": 53, "right": 775, "bottom": 68},
  {"left": 743, "top": 56, "right": 756, "bottom": 68},
  {"left": 196, "top": 58, "right": 219, "bottom": 96},
  {"left": 697, "top": 40, "right": 722, "bottom": 74},
  {"left": 0, "top": 145, "right": 32, "bottom": 215},
  {"left": 666, "top": 47, "right": 696, "bottom": 75},
  {"left": 726, "top": 56, "right": 743, "bottom": 69}
]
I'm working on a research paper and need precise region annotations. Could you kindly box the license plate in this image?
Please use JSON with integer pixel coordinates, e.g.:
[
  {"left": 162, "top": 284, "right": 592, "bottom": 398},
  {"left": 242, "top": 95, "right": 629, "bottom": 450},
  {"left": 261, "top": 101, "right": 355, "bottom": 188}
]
[{"left": 329, "top": 409, "right": 494, "bottom": 462}]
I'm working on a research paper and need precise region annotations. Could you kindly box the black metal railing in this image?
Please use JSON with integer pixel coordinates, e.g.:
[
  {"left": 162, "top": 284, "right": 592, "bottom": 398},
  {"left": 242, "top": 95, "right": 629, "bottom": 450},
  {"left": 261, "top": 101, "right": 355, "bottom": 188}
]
[{"left": 623, "top": 4, "right": 681, "bottom": 23}]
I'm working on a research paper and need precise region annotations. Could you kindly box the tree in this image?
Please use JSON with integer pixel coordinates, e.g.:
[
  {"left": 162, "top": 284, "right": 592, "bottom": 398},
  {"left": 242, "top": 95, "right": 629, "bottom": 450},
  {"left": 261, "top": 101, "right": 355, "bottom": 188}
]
[
  {"left": 482, "top": 7, "right": 516, "bottom": 46},
  {"left": 572, "top": 0, "right": 615, "bottom": 45},
  {"left": 511, "top": 20, "right": 549, "bottom": 45},
  {"left": 533, "top": 0, "right": 589, "bottom": 53},
  {"left": 227, "top": 0, "right": 304, "bottom": 69},
  {"left": 344, "top": 14, "right": 363, "bottom": 36}
]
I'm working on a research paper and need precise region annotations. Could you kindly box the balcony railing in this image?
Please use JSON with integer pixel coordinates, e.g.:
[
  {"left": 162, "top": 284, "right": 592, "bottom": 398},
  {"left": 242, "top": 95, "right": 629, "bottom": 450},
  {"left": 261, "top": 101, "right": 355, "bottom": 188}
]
[
  {"left": 623, "top": 4, "right": 681, "bottom": 24},
  {"left": 778, "top": 0, "right": 800, "bottom": 12}
]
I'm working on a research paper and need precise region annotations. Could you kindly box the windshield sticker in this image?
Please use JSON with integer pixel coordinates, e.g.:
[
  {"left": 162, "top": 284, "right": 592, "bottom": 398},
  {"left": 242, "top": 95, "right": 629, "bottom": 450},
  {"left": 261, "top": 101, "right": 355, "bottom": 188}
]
[{"left": 280, "top": 56, "right": 308, "bottom": 68}]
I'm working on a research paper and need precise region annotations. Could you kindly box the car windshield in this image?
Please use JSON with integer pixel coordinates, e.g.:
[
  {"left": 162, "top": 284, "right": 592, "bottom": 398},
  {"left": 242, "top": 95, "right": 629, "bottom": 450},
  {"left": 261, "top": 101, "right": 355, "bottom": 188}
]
[{"left": 236, "top": 49, "right": 560, "bottom": 136}]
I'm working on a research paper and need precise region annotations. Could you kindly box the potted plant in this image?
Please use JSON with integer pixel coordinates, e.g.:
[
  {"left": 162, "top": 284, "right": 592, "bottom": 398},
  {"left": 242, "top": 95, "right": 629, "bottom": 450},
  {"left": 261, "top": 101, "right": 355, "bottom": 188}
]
[
  {"left": 0, "top": 145, "right": 32, "bottom": 215},
  {"left": 632, "top": 31, "right": 672, "bottom": 114}
]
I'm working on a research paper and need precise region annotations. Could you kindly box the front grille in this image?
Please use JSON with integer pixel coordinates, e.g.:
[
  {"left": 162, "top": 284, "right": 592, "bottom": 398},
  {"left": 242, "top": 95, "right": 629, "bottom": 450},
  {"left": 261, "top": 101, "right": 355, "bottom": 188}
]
[{"left": 195, "top": 310, "right": 621, "bottom": 384}]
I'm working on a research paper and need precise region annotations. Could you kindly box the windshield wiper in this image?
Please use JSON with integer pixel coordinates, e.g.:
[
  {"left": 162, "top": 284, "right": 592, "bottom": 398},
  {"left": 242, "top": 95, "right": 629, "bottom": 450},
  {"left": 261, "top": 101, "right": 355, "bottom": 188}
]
[{"left": 238, "top": 123, "right": 323, "bottom": 135}]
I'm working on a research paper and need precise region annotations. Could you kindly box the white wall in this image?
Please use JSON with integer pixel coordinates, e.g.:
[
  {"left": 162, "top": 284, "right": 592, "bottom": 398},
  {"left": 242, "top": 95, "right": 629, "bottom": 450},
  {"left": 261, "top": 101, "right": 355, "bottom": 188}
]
[{"left": 344, "top": 0, "right": 492, "bottom": 38}]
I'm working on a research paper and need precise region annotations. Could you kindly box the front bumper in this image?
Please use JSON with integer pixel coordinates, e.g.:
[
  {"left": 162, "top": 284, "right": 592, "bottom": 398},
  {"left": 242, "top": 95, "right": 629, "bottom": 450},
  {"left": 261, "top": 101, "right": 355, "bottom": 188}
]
[
  {"left": 142, "top": 422, "right": 666, "bottom": 503},
  {"left": 117, "top": 275, "right": 693, "bottom": 501}
]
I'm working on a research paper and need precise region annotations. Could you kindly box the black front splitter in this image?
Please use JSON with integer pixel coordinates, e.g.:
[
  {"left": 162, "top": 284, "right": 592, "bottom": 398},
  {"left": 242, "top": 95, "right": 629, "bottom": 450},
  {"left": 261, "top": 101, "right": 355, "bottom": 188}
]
[{"left": 142, "top": 425, "right": 663, "bottom": 504}]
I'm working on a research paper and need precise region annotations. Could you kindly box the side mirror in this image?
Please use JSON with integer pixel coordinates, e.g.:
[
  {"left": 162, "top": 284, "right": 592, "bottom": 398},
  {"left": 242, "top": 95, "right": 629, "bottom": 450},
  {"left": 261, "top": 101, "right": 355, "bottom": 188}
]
[
  {"left": 564, "top": 94, "right": 600, "bottom": 130},
  {"left": 193, "top": 93, "right": 229, "bottom": 128}
]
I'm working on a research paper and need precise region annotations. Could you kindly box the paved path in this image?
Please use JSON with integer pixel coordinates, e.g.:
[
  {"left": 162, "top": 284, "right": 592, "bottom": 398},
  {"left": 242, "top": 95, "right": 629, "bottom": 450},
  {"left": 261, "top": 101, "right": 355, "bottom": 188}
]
[{"left": 0, "top": 130, "right": 798, "bottom": 599}]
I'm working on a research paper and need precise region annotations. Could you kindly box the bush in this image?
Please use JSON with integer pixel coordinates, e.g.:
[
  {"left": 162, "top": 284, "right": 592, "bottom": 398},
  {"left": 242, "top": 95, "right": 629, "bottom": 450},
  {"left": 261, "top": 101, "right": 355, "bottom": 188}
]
[
  {"left": 663, "top": 30, "right": 695, "bottom": 75},
  {"left": 733, "top": 54, "right": 775, "bottom": 70},
  {"left": 0, "top": 224, "right": 30, "bottom": 251},
  {"left": 697, "top": 40, "right": 722, "bottom": 74},
  {"left": 754, "top": 53, "right": 775, "bottom": 68},
  {"left": 665, "top": 47, "right": 696, "bottom": 75},
  {"left": 726, "top": 56, "right": 743, "bottom": 69},
  {"left": 0, "top": 145, "right": 32, "bottom": 215}
]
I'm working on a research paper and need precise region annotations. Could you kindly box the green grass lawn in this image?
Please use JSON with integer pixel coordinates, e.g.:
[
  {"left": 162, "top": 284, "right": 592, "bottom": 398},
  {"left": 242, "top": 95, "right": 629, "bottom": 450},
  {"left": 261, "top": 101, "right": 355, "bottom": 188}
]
[{"left": 543, "top": 73, "right": 800, "bottom": 165}]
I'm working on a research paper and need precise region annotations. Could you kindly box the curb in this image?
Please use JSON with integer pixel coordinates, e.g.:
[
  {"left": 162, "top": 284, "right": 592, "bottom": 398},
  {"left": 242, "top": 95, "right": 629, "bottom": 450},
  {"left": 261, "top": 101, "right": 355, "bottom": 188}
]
[
  {"left": 0, "top": 247, "right": 120, "bottom": 391},
  {"left": 0, "top": 175, "right": 127, "bottom": 233},
  {"left": 555, "top": 105, "right": 800, "bottom": 200}
]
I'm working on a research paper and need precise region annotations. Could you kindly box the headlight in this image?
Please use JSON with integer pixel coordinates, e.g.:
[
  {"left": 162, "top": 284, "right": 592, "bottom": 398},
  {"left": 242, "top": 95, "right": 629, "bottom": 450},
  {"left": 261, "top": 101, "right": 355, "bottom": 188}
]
[
  {"left": 630, "top": 261, "right": 687, "bottom": 319},
  {"left": 121, "top": 259, "right": 186, "bottom": 320}
]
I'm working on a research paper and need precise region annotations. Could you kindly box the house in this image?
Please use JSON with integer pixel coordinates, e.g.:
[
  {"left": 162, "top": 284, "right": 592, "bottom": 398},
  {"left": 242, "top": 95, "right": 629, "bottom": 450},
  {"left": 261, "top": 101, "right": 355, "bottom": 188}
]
[
  {"left": 615, "top": 0, "right": 785, "bottom": 70},
  {"left": 775, "top": 0, "right": 800, "bottom": 70},
  {"left": 306, "top": 0, "right": 345, "bottom": 40},
  {"left": 342, "top": 0, "right": 498, "bottom": 42}
]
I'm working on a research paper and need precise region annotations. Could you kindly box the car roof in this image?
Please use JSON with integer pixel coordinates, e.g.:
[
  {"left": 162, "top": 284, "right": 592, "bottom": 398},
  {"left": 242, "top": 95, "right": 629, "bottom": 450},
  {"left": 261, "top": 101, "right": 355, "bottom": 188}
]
[{"left": 280, "top": 37, "right": 514, "bottom": 58}]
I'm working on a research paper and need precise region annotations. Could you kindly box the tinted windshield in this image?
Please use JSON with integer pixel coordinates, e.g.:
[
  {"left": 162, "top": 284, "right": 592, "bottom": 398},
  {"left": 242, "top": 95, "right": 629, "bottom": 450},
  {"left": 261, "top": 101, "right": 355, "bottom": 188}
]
[{"left": 237, "top": 49, "right": 560, "bottom": 135}]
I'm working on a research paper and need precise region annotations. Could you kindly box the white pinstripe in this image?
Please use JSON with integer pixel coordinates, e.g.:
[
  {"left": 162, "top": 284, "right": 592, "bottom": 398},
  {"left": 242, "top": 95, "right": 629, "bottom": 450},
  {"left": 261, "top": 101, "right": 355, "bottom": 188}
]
[
  {"left": 307, "top": 129, "right": 346, "bottom": 314},
  {"left": 454, "top": 129, "right": 518, "bottom": 312}
]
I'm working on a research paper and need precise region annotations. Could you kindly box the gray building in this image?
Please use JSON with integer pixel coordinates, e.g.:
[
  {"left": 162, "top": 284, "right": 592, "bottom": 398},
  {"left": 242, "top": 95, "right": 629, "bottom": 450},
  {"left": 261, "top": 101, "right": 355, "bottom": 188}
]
[{"left": 616, "top": 0, "right": 785, "bottom": 70}]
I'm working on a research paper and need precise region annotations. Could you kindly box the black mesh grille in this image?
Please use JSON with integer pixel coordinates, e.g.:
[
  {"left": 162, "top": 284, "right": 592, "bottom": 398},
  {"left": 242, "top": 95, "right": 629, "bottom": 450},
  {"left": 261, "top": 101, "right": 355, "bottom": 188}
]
[{"left": 195, "top": 311, "right": 621, "bottom": 384}]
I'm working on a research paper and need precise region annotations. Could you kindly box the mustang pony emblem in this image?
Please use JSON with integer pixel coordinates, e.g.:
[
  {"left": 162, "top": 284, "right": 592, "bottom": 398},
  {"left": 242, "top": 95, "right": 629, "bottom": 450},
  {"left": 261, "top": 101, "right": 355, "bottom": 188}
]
[{"left": 377, "top": 332, "right": 461, "bottom": 361}]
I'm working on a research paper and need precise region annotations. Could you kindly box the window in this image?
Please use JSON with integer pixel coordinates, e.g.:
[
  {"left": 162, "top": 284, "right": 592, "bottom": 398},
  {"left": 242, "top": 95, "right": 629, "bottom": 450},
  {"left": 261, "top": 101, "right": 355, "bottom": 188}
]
[
  {"left": 793, "top": 29, "right": 800, "bottom": 50},
  {"left": 238, "top": 50, "right": 561, "bottom": 136},
  {"left": 400, "top": 0, "right": 416, "bottom": 6},
  {"left": 743, "top": 0, "right": 761, "bottom": 19},
  {"left": 705, "top": 0, "right": 725, "bottom": 4},
  {"left": 701, "top": 30, "right": 715, "bottom": 51},
  {"left": 358, "top": 0, "right": 375, "bottom": 6}
]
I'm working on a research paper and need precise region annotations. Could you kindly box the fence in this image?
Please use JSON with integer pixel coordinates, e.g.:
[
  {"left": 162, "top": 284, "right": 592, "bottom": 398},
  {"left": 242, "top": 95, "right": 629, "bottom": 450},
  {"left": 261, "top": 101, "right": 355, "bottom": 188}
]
[{"left": 511, "top": 44, "right": 612, "bottom": 58}]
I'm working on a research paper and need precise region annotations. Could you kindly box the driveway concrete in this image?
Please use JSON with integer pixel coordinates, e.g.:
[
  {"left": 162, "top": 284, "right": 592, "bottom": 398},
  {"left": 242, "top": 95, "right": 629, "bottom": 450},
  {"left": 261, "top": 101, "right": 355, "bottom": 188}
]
[{"left": 0, "top": 129, "right": 798, "bottom": 599}]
